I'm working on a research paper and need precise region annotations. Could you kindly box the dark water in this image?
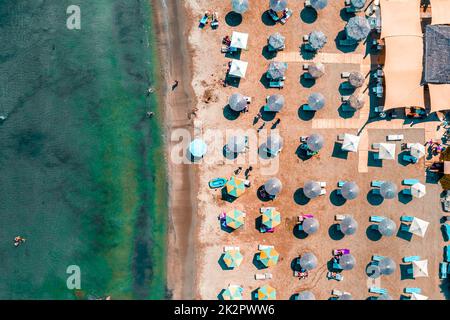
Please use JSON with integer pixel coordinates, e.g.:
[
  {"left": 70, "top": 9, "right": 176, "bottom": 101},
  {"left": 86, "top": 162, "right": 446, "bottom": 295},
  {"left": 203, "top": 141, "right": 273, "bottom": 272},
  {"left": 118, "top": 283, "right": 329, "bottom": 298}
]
[{"left": 0, "top": 0, "right": 167, "bottom": 299}]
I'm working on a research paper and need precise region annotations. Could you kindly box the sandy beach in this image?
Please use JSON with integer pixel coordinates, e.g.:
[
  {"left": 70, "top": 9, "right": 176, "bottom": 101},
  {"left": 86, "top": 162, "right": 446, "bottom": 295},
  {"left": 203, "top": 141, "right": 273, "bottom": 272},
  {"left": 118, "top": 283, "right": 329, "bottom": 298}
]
[{"left": 173, "top": 0, "right": 448, "bottom": 300}]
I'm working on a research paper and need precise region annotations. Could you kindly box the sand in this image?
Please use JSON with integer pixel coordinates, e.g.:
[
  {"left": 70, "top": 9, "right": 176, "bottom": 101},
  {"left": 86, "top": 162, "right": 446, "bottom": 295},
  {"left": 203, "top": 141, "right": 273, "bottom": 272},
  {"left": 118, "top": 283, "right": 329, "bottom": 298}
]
[{"left": 179, "top": 0, "right": 447, "bottom": 300}]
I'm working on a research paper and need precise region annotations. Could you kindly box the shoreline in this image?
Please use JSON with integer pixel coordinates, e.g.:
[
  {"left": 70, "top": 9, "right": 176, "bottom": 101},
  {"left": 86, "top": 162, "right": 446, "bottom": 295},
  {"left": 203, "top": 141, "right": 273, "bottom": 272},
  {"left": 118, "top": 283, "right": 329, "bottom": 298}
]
[{"left": 151, "top": 0, "right": 198, "bottom": 299}]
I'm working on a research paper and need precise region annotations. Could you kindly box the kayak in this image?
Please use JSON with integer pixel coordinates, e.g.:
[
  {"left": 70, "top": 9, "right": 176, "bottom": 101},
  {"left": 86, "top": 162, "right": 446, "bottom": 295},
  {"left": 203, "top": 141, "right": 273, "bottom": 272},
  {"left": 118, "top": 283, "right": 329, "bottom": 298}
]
[{"left": 209, "top": 177, "right": 227, "bottom": 189}]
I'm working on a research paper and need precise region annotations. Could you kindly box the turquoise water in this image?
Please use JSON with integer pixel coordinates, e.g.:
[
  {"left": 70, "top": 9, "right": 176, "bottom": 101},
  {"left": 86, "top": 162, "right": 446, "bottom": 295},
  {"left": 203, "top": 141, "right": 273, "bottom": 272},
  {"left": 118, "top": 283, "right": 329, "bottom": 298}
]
[{"left": 0, "top": 0, "right": 167, "bottom": 299}]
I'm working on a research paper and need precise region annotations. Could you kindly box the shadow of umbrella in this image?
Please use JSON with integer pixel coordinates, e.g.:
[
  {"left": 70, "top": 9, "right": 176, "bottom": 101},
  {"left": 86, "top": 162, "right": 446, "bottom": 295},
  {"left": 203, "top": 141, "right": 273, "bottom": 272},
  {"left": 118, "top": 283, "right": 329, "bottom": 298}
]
[{"left": 225, "top": 11, "right": 243, "bottom": 27}]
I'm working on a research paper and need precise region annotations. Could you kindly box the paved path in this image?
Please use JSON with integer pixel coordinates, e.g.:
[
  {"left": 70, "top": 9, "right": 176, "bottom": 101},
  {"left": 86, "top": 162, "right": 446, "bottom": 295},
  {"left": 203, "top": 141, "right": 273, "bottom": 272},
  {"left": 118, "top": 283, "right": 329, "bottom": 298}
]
[{"left": 275, "top": 52, "right": 364, "bottom": 64}]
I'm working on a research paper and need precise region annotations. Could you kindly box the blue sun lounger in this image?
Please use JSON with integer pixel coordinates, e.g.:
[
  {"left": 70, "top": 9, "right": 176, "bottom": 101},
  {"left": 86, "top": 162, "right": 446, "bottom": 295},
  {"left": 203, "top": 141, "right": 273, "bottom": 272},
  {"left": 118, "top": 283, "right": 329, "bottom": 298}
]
[
  {"left": 442, "top": 224, "right": 450, "bottom": 241},
  {"left": 400, "top": 224, "right": 410, "bottom": 232},
  {"left": 403, "top": 188, "right": 412, "bottom": 196},
  {"left": 371, "top": 180, "right": 384, "bottom": 188},
  {"left": 199, "top": 15, "right": 208, "bottom": 26},
  {"left": 403, "top": 154, "right": 418, "bottom": 163},
  {"left": 401, "top": 216, "right": 414, "bottom": 222},
  {"left": 338, "top": 181, "right": 346, "bottom": 188},
  {"left": 268, "top": 9, "right": 280, "bottom": 21},
  {"left": 302, "top": 104, "right": 315, "bottom": 111},
  {"left": 440, "top": 262, "right": 448, "bottom": 279},
  {"left": 403, "top": 179, "right": 419, "bottom": 186},
  {"left": 370, "top": 216, "right": 384, "bottom": 223},
  {"left": 403, "top": 256, "right": 420, "bottom": 263},
  {"left": 372, "top": 255, "right": 385, "bottom": 262},
  {"left": 369, "top": 287, "right": 388, "bottom": 294},
  {"left": 445, "top": 245, "right": 450, "bottom": 262},
  {"left": 404, "top": 288, "right": 421, "bottom": 294},
  {"left": 269, "top": 81, "right": 284, "bottom": 88},
  {"left": 303, "top": 73, "right": 314, "bottom": 80}
]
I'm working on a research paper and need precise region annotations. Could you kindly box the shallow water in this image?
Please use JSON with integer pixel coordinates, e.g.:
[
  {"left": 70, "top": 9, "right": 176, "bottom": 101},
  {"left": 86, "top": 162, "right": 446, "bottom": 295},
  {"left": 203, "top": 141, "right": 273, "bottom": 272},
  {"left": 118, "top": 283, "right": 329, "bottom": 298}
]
[{"left": 0, "top": 0, "right": 167, "bottom": 299}]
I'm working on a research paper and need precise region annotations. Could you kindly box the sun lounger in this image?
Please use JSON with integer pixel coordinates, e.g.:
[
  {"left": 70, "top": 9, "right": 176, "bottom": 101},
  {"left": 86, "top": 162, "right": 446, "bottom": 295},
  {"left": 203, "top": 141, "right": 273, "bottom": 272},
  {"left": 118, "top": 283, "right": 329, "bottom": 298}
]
[
  {"left": 372, "top": 255, "right": 385, "bottom": 262},
  {"left": 440, "top": 262, "right": 449, "bottom": 279},
  {"left": 341, "top": 72, "right": 350, "bottom": 79},
  {"left": 335, "top": 214, "right": 346, "bottom": 221},
  {"left": 300, "top": 136, "right": 308, "bottom": 143},
  {"left": 403, "top": 189, "right": 412, "bottom": 196},
  {"left": 302, "top": 104, "right": 315, "bottom": 111},
  {"left": 303, "top": 34, "right": 309, "bottom": 42},
  {"left": 320, "top": 189, "right": 327, "bottom": 196},
  {"left": 260, "top": 207, "right": 275, "bottom": 213},
  {"left": 304, "top": 0, "right": 312, "bottom": 6},
  {"left": 369, "top": 287, "right": 388, "bottom": 294},
  {"left": 372, "top": 143, "right": 380, "bottom": 149},
  {"left": 255, "top": 273, "right": 272, "bottom": 280},
  {"left": 401, "top": 216, "right": 414, "bottom": 223},
  {"left": 340, "top": 82, "right": 354, "bottom": 90},
  {"left": 332, "top": 289, "right": 343, "bottom": 296},
  {"left": 404, "top": 288, "right": 421, "bottom": 294},
  {"left": 403, "top": 179, "right": 419, "bottom": 186},
  {"left": 403, "top": 256, "right": 420, "bottom": 263},
  {"left": 268, "top": 9, "right": 280, "bottom": 21},
  {"left": 258, "top": 244, "right": 274, "bottom": 250},
  {"left": 374, "top": 106, "right": 384, "bottom": 113},
  {"left": 387, "top": 134, "right": 404, "bottom": 141},
  {"left": 403, "top": 154, "right": 418, "bottom": 164},
  {"left": 319, "top": 181, "right": 326, "bottom": 188},
  {"left": 370, "top": 216, "right": 384, "bottom": 223},
  {"left": 442, "top": 224, "right": 450, "bottom": 241},
  {"left": 445, "top": 245, "right": 450, "bottom": 262},
  {"left": 327, "top": 272, "right": 344, "bottom": 281},
  {"left": 341, "top": 96, "right": 350, "bottom": 102},
  {"left": 199, "top": 14, "right": 208, "bottom": 26},
  {"left": 371, "top": 180, "right": 384, "bottom": 188},
  {"left": 269, "top": 81, "right": 284, "bottom": 88},
  {"left": 332, "top": 260, "right": 343, "bottom": 270},
  {"left": 223, "top": 246, "right": 240, "bottom": 252},
  {"left": 337, "top": 134, "right": 345, "bottom": 141},
  {"left": 339, "top": 38, "right": 358, "bottom": 46},
  {"left": 303, "top": 64, "right": 309, "bottom": 71},
  {"left": 338, "top": 181, "right": 346, "bottom": 188},
  {"left": 333, "top": 249, "right": 350, "bottom": 255},
  {"left": 280, "top": 9, "right": 292, "bottom": 24},
  {"left": 400, "top": 224, "right": 410, "bottom": 232}
]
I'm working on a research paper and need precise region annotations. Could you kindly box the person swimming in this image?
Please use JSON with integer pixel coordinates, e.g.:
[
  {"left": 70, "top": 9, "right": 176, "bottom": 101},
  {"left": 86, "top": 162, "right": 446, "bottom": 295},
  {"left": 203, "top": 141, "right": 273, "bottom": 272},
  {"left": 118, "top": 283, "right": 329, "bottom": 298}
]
[{"left": 14, "top": 236, "right": 26, "bottom": 247}]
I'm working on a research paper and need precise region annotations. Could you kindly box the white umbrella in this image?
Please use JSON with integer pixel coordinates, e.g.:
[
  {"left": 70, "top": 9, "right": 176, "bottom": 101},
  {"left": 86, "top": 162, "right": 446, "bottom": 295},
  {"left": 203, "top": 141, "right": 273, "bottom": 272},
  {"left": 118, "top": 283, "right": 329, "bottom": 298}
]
[
  {"left": 412, "top": 260, "right": 428, "bottom": 278},
  {"left": 230, "top": 31, "right": 249, "bottom": 50},
  {"left": 270, "top": 0, "right": 287, "bottom": 12},
  {"left": 409, "top": 217, "right": 430, "bottom": 238},
  {"left": 227, "top": 135, "right": 247, "bottom": 153},
  {"left": 380, "top": 181, "right": 397, "bottom": 199},
  {"left": 411, "top": 293, "right": 428, "bottom": 300},
  {"left": 342, "top": 134, "right": 360, "bottom": 152},
  {"left": 378, "top": 143, "right": 396, "bottom": 160},
  {"left": 229, "top": 59, "right": 248, "bottom": 78},
  {"left": 264, "top": 178, "right": 283, "bottom": 196},
  {"left": 378, "top": 218, "right": 396, "bottom": 237},
  {"left": 410, "top": 143, "right": 425, "bottom": 159},
  {"left": 411, "top": 183, "right": 426, "bottom": 198},
  {"left": 228, "top": 93, "right": 247, "bottom": 112},
  {"left": 232, "top": 0, "right": 249, "bottom": 14}
]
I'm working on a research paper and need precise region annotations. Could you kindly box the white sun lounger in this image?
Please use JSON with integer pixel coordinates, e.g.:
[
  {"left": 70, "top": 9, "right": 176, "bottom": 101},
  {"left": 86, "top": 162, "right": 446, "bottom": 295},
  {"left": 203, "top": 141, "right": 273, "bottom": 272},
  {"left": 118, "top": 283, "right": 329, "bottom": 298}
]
[
  {"left": 335, "top": 214, "right": 346, "bottom": 221},
  {"left": 332, "top": 289, "right": 343, "bottom": 296},
  {"left": 320, "top": 189, "right": 327, "bottom": 196},
  {"left": 303, "top": 34, "right": 309, "bottom": 42},
  {"left": 387, "top": 134, "right": 403, "bottom": 141},
  {"left": 341, "top": 72, "right": 351, "bottom": 79},
  {"left": 319, "top": 181, "right": 327, "bottom": 187},
  {"left": 260, "top": 207, "right": 275, "bottom": 213},
  {"left": 223, "top": 246, "right": 240, "bottom": 252},
  {"left": 255, "top": 273, "right": 272, "bottom": 280},
  {"left": 258, "top": 244, "right": 274, "bottom": 250}
]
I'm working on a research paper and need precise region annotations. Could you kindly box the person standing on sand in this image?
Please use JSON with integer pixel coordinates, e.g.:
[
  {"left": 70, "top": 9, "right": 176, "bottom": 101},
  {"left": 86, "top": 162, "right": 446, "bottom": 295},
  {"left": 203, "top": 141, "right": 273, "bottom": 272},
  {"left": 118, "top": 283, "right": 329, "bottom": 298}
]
[{"left": 172, "top": 80, "right": 179, "bottom": 91}]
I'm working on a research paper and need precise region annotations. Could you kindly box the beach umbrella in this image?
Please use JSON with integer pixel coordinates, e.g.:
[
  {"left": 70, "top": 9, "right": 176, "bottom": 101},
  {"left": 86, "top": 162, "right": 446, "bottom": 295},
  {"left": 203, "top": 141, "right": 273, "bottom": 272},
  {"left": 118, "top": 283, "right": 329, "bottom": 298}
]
[
  {"left": 262, "top": 208, "right": 281, "bottom": 229},
  {"left": 308, "top": 31, "right": 327, "bottom": 50},
  {"left": 342, "top": 133, "right": 360, "bottom": 152},
  {"left": 307, "top": 133, "right": 324, "bottom": 152},
  {"left": 267, "top": 61, "right": 287, "bottom": 79},
  {"left": 299, "top": 252, "right": 318, "bottom": 271},
  {"left": 259, "top": 247, "right": 280, "bottom": 267},
  {"left": 225, "top": 209, "right": 245, "bottom": 229},
  {"left": 223, "top": 249, "right": 244, "bottom": 268},
  {"left": 378, "top": 294, "right": 393, "bottom": 300},
  {"left": 232, "top": 0, "right": 249, "bottom": 14},
  {"left": 307, "top": 92, "right": 326, "bottom": 111},
  {"left": 341, "top": 181, "right": 360, "bottom": 200},
  {"left": 302, "top": 217, "right": 320, "bottom": 234},
  {"left": 227, "top": 135, "right": 247, "bottom": 153},
  {"left": 228, "top": 93, "right": 247, "bottom": 112},
  {"left": 378, "top": 143, "right": 396, "bottom": 160},
  {"left": 380, "top": 181, "right": 397, "bottom": 199},
  {"left": 412, "top": 260, "right": 429, "bottom": 278},
  {"left": 296, "top": 291, "right": 316, "bottom": 300},
  {"left": 188, "top": 139, "right": 207, "bottom": 158},
  {"left": 308, "top": 62, "right": 325, "bottom": 79},
  {"left": 266, "top": 133, "right": 284, "bottom": 155},
  {"left": 367, "top": 265, "right": 381, "bottom": 279},
  {"left": 349, "top": 71, "right": 365, "bottom": 88},
  {"left": 339, "top": 254, "right": 356, "bottom": 270},
  {"left": 222, "top": 285, "right": 244, "bottom": 300},
  {"left": 229, "top": 59, "right": 248, "bottom": 78},
  {"left": 266, "top": 94, "right": 285, "bottom": 112},
  {"left": 410, "top": 143, "right": 426, "bottom": 159},
  {"left": 351, "top": 0, "right": 366, "bottom": 9},
  {"left": 379, "top": 257, "right": 396, "bottom": 275},
  {"left": 340, "top": 216, "right": 358, "bottom": 235},
  {"left": 338, "top": 293, "right": 353, "bottom": 300},
  {"left": 311, "top": 0, "right": 328, "bottom": 10},
  {"left": 409, "top": 217, "right": 430, "bottom": 238},
  {"left": 411, "top": 293, "right": 429, "bottom": 300},
  {"left": 346, "top": 16, "right": 371, "bottom": 41},
  {"left": 303, "top": 181, "right": 322, "bottom": 199},
  {"left": 257, "top": 284, "right": 276, "bottom": 300},
  {"left": 269, "top": 0, "right": 287, "bottom": 12},
  {"left": 378, "top": 218, "right": 397, "bottom": 237},
  {"left": 264, "top": 178, "right": 283, "bottom": 196},
  {"left": 349, "top": 93, "right": 365, "bottom": 110},
  {"left": 268, "top": 33, "right": 285, "bottom": 51},
  {"left": 226, "top": 177, "right": 246, "bottom": 198},
  {"left": 230, "top": 31, "right": 249, "bottom": 50},
  {"left": 411, "top": 182, "right": 426, "bottom": 198}
]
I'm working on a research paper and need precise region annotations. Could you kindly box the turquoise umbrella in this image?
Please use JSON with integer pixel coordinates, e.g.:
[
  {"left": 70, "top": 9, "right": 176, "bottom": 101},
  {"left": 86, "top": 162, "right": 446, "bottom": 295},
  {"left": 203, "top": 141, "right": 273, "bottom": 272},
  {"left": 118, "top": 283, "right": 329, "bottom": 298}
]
[{"left": 189, "top": 139, "right": 207, "bottom": 158}]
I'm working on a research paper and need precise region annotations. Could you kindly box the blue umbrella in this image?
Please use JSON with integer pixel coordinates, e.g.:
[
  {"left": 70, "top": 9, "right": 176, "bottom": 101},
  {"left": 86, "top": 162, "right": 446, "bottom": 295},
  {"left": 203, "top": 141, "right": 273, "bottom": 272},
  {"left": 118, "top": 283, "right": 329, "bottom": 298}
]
[
  {"left": 232, "top": 0, "right": 249, "bottom": 14},
  {"left": 311, "top": 0, "right": 328, "bottom": 10},
  {"left": 351, "top": 0, "right": 366, "bottom": 9},
  {"left": 189, "top": 139, "right": 207, "bottom": 158},
  {"left": 346, "top": 16, "right": 371, "bottom": 41},
  {"left": 309, "top": 31, "right": 327, "bottom": 50}
]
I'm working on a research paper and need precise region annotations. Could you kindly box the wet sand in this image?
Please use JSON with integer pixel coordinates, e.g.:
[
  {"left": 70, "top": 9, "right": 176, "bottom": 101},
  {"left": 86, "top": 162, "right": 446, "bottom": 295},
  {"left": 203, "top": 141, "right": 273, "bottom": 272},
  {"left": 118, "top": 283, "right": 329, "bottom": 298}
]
[{"left": 152, "top": 0, "right": 198, "bottom": 299}]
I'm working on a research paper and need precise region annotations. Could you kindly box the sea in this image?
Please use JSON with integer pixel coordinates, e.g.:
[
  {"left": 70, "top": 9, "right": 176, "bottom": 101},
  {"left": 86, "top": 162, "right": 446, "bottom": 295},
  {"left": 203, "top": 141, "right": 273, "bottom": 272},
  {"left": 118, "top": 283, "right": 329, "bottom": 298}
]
[{"left": 0, "top": 0, "right": 167, "bottom": 299}]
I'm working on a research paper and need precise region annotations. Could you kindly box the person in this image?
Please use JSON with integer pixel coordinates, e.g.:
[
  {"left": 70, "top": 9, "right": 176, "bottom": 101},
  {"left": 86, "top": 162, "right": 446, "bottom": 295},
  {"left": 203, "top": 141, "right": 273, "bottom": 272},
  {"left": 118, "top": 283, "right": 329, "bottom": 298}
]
[
  {"left": 172, "top": 80, "right": 179, "bottom": 91},
  {"left": 146, "top": 111, "right": 154, "bottom": 118},
  {"left": 14, "top": 236, "right": 26, "bottom": 247},
  {"left": 234, "top": 166, "right": 242, "bottom": 174}
]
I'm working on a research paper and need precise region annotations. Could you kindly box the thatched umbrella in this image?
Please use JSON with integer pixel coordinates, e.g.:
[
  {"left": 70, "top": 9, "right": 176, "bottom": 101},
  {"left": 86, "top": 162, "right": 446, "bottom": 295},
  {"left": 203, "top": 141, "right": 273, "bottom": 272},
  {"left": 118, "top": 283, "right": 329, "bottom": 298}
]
[
  {"left": 379, "top": 257, "right": 396, "bottom": 275},
  {"left": 268, "top": 33, "right": 285, "bottom": 51},
  {"left": 267, "top": 61, "right": 287, "bottom": 79},
  {"left": 270, "top": 0, "right": 288, "bottom": 12},
  {"left": 311, "top": 0, "right": 328, "bottom": 10},
  {"left": 340, "top": 216, "right": 358, "bottom": 235},
  {"left": 264, "top": 178, "right": 283, "bottom": 196},
  {"left": 309, "top": 30, "right": 327, "bottom": 50},
  {"left": 349, "top": 71, "right": 365, "bottom": 88},
  {"left": 266, "top": 94, "right": 285, "bottom": 112},
  {"left": 307, "top": 133, "right": 324, "bottom": 152},
  {"left": 304, "top": 181, "right": 322, "bottom": 199},
  {"left": 380, "top": 181, "right": 397, "bottom": 199},
  {"left": 339, "top": 254, "right": 356, "bottom": 270},
  {"left": 349, "top": 93, "right": 365, "bottom": 110},
  {"left": 299, "top": 252, "right": 318, "bottom": 271},
  {"left": 346, "top": 16, "right": 371, "bottom": 41},
  {"left": 228, "top": 93, "right": 247, "bottom": 112},
  {"left": 341, "top": 181, "right": 360, "bottom": 200},
  {"left": 303, "top": 217, "right": 320, "bottom": 234},
  {"left": 307, "top": 93, "right": 326, "bottom": 111},
  {"left": 308, "top": 62, "right": 325, "bottom": 79},
  {"left": 232, "top": 0, "right": 249, "bottom": 14},
  {"left": 378, "top": 218, "right": 397, "bottom": 237}
]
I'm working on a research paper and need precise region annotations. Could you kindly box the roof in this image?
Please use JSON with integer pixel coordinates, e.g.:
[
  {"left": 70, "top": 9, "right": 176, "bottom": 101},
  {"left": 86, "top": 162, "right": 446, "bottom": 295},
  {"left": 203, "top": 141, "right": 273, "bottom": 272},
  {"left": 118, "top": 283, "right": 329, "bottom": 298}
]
[
  {"left": 380, "top": 0, "right": 422, "bottom": 39},
  {"left": 424, "top": 25, "right": 450, "bottom": 84},
  {"left": 430, "top": 0, "right": 450, "bottom": 25}
]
